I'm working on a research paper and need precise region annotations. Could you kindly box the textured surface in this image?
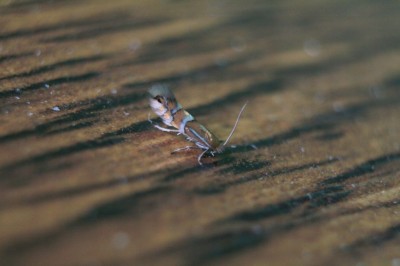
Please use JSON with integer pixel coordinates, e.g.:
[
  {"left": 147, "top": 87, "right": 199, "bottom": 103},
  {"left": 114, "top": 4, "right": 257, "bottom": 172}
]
[{"left": 1, "top": 0, "right": 400, "bottom": 265}]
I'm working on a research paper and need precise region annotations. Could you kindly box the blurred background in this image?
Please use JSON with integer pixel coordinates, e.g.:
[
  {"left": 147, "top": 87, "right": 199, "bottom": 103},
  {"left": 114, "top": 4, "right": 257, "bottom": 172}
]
[{"left": 0, "top": 0, "right": 399, "bottom": 265}]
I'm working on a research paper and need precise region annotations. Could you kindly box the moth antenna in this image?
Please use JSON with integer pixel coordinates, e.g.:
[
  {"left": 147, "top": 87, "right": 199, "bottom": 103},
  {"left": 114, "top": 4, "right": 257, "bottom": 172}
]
[{"left": 222, "top": 101, "right": 248, "bottom": 147}]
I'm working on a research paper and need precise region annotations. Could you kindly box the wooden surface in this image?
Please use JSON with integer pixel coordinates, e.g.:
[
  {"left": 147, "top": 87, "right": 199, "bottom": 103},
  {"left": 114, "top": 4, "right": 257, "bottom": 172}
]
[{"left": 1, "top": 0, "right": 400, "bottom": 265}]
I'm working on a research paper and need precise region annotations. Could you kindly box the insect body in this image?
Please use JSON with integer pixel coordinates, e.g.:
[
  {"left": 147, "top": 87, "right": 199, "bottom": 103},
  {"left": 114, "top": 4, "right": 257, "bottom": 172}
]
[{"left": 148, "top": 85, "right": 247, "bottom": 165}]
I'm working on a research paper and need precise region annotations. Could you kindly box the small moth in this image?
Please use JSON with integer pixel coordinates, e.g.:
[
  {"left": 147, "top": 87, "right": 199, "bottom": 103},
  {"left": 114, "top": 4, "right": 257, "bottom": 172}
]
[{"left": 148, "top": 85, "right": 247, "bottom": 165}]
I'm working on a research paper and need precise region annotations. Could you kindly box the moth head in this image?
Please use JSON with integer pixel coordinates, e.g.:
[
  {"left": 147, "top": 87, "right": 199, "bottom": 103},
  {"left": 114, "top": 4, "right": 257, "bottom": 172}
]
[
  {"left": 148, "top": 85, "right": 175, "bottom": 99},
  {"left": 148, "top": 85, "right": 179, "bottom": 116}
]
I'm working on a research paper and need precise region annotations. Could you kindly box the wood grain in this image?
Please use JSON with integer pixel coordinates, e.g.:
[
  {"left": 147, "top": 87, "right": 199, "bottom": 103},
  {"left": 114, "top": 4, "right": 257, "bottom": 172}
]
[{"left": 1, "top": 0, "right": 399, "bottom": 265}]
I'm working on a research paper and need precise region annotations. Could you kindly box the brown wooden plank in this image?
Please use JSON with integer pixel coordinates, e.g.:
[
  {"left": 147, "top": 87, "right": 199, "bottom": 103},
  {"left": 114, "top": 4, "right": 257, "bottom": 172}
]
[{"left": 1, "top": 0, "right": 399, "bottom": 265}]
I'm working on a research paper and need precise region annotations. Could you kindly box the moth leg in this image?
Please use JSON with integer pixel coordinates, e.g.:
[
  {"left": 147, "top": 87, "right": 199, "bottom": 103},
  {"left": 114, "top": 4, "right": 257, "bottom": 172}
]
[
  {"left": 153, "top": 124, "right": 180, "bottom": 133},
  {"left": 197, "top": 149, "right": 209, "bottom": 166},
  {"left": 148, "top": 113, "right": 180, "bottom": 133},
  {"left": 147, "top": 112, "right": 155, "bottom": 124},
  {"left": 171, "top": 146, "right": 200, "bottom": 154}
]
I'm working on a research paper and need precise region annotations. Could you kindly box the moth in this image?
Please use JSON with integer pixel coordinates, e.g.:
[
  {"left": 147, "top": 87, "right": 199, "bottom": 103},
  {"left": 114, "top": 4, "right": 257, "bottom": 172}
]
[{"left": 148, "top": 85, "right": 247, "bottom": 165}]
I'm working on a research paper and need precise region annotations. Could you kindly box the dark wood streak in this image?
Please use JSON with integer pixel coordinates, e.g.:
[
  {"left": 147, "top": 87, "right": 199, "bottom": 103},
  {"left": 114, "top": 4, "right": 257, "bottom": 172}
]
[{"left": 1, "top": 1, "right": 400, "bottom": 266}]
